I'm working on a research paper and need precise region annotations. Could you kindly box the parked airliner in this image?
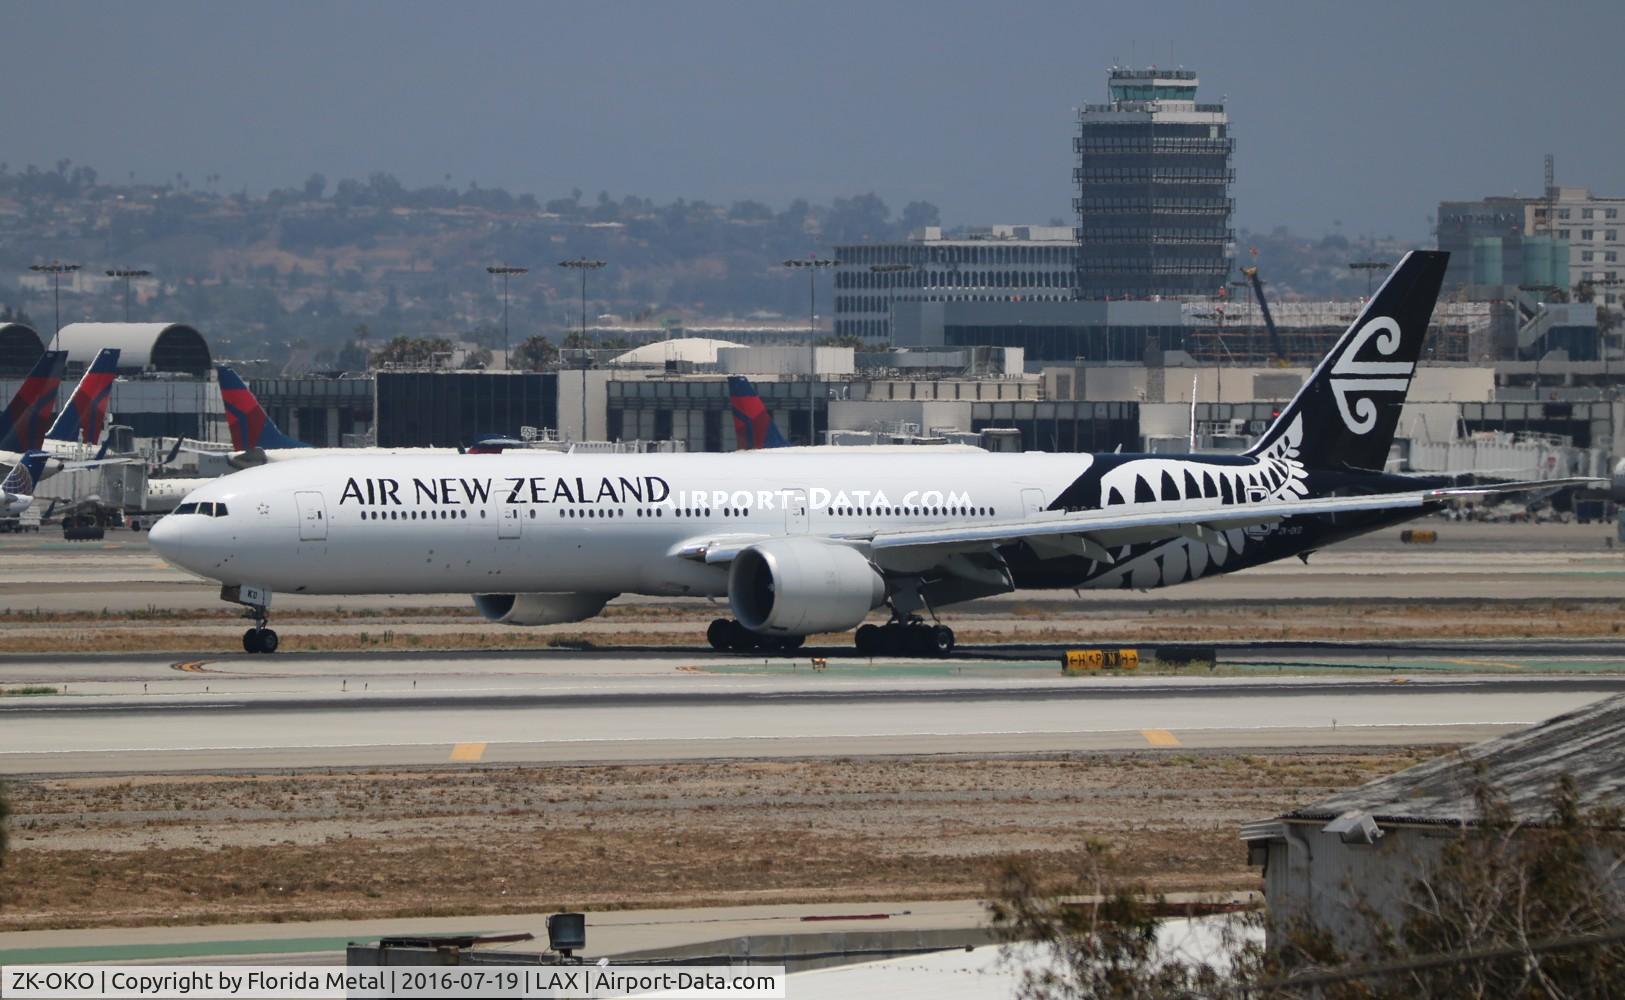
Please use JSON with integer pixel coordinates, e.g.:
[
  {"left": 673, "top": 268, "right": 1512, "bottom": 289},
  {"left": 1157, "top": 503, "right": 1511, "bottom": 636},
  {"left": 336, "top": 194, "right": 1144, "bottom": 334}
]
[{"left": 149, "top": 252, "right": 1597, "bottom": 655}]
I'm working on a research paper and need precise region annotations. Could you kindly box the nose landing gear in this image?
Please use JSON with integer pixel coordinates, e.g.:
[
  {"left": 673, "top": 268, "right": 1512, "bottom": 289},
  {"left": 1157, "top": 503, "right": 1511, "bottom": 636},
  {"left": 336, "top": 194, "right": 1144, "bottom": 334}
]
[
  {"left": 243, "top": 624, "right": 279, "bottom": 654},
  {"left": 706, "top": 618, "right": 805, "bottom": 654},
  {"left": 223, "top": 584, "right": 280, "bottom": 655}
]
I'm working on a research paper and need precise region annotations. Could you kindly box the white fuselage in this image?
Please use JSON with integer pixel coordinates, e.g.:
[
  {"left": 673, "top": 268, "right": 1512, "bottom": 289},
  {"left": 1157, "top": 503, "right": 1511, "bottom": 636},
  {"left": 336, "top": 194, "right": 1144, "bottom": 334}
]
[{"left": 150, "top": 450, "right": 1087, "bottom": 597}]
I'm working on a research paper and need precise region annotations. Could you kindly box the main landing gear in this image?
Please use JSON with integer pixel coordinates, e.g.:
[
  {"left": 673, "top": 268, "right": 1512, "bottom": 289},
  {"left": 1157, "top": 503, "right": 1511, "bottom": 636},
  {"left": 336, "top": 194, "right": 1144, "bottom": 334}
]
[
  {"left": 854, "top": 617, "right": 955, "bottom": 658},
  {"left": 707, "top": 618, "right": 806, "bottom": 654}
]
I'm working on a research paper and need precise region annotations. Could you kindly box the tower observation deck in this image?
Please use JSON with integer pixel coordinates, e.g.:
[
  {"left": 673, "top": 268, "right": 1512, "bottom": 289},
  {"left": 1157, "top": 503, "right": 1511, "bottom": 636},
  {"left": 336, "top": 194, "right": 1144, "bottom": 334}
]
[{"left": 1074, "top": 68, "right": 1235, "bottom": 299}]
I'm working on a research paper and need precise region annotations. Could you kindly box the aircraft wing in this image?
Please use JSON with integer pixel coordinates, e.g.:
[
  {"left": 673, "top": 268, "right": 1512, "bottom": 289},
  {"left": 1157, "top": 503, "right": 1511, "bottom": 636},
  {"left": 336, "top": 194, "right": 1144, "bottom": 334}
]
[
  {"left": 676, "top": 477, "right": 1603, "bottom": 567},
  {"left": 865, "top": 477, "right": 1606, "bottom": 557},
  {"left": 52, "top": 457, "right": 133, "bottom": 472}
]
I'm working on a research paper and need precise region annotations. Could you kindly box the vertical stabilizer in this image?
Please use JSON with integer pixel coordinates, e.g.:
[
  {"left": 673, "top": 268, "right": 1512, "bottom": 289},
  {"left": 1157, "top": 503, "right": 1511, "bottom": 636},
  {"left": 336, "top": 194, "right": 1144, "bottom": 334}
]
[
  {"left": 0, "top": 351, "right": 68, "bottom": 453},
  {"left": 1244, "top": 251, "right": 1448, "bottom": 472},
  {"left": 218, "top": 366, "right": 308, "bottom": 450},
  {"left": 728, "top": 375, "right": 789, "bottom": 450},
  {"left": 46, "top": 348, "right": 120, "bottom": 445}
]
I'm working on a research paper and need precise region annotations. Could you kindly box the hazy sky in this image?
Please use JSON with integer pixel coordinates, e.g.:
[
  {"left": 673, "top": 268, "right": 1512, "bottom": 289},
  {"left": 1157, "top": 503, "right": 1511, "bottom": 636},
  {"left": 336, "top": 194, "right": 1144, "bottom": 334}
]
[{"left": 8, "top": 1, "right": 1623, "bottom": 240}]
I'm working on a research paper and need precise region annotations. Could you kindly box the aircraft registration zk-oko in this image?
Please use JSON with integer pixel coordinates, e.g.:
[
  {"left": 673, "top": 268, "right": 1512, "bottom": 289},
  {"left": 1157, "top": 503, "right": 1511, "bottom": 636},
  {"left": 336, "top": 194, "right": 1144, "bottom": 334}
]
[{"left": 149, "top": 251, "right": 1599, "bottom": 656}]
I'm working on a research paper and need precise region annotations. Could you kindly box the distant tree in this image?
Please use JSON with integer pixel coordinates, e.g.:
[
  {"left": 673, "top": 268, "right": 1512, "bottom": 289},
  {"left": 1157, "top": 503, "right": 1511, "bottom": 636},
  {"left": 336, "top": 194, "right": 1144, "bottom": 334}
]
[
  {"left": 900, "top": 200, "right": 940, "bottom": 233},
  {"left": 730, "top": 200, "right": 774, "bottom": 222},
  {"left": 371, "top": 335, "right": 454, "bottom": 367},
  {"left": 336, "top": 340, "right": 369, "bottom": 371},
  {"left": 817, "top": 334, "right": 868, "bottom": 348},
  {"left": 512, "top": 335, "right": 557, "bottom": 371},
  {"left": 825, "top": 193, "right": 891, "bottom": 243},
  {"left": 560, "top": 331, "right": 592, "bottom": 351}
]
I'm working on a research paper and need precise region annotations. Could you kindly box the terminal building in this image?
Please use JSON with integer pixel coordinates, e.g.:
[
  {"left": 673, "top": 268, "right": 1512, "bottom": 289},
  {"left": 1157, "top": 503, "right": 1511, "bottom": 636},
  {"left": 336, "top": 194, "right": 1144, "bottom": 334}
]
[{"left": 833, "top": 225, "right": 1077, "bottom": 343}]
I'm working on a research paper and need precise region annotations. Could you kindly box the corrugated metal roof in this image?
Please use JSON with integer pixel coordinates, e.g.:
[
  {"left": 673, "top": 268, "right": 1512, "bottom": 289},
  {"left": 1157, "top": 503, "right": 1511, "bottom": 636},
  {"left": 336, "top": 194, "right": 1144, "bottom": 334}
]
[
  {"left": 1285, "top": 694, "right": 1625, "bottom": 828},
  {"left": 55, "top": 323, "right": 210, "bottom": 374}
]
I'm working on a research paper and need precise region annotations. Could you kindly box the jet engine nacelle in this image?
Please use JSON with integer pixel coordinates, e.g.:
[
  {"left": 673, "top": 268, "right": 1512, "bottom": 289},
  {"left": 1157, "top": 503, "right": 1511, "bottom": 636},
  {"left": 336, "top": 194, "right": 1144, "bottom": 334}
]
[
  {"left": 728, "top": 539, "right": 886, "bottom": 636},
  {"left": 473, "top": 591, "right": 615, "bottom": 626}
]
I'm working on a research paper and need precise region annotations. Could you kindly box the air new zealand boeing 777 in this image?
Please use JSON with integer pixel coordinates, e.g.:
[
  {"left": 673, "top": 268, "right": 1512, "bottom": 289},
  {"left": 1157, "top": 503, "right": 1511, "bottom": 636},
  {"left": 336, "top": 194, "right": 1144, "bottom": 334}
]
[{"left": 149, "top": 251, "right": 1596, "bottom": 655}]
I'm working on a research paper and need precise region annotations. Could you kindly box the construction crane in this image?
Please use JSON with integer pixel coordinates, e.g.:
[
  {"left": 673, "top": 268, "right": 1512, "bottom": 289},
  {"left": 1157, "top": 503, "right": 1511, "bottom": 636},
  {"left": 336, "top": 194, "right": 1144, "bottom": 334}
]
[{"left": 1240, "top": 265, "right": 1290, "bottom": 367}]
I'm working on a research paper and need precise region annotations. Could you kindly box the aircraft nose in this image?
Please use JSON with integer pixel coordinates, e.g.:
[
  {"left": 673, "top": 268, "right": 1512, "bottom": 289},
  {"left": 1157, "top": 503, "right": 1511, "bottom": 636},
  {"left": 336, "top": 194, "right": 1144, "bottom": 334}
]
[{"left": 147, "top": 513, "right": 191, "bottom": 568}]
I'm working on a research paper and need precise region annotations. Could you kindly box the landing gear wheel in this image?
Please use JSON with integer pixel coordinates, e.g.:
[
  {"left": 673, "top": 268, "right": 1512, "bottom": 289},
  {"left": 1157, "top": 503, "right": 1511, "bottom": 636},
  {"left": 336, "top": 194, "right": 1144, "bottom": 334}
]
[
  {"left": 725, "top": 621, "right": 758, "bottom": 653},
  {"left": 855, "top": 624, "right": 881, "bottom": 655},
  {"left": 707, "top": 618, "right": 732, "bottom": 652},
  {"left": 768, "top": 635, "right": 804, "bottom": 653},
  {"left": 928, "top": 625, "right": 955, "bottom": 658},
  {"left": 242, "top": 627, "right": 280, "bottom": 654}
]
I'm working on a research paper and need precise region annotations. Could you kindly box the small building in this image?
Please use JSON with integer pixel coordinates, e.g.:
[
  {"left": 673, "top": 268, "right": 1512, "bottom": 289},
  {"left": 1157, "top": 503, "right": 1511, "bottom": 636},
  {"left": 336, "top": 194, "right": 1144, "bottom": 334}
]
[{"left": 1243, "top": 694, "right": 1625, "bottom": 953}]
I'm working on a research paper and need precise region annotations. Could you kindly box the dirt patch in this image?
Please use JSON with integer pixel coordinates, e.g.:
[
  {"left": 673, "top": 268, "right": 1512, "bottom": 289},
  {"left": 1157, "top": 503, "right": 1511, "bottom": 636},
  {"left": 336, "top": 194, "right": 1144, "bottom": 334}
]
[{"left": 0, "top": 749, "right": 1436, "bottom": 930}]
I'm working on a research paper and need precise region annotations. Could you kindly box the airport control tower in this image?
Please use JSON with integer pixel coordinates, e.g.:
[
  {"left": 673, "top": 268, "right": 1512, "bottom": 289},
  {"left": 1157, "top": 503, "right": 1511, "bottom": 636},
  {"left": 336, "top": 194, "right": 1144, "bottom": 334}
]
[{"left": 1074, "top": 68, "right": 1234, "bottom": 299}]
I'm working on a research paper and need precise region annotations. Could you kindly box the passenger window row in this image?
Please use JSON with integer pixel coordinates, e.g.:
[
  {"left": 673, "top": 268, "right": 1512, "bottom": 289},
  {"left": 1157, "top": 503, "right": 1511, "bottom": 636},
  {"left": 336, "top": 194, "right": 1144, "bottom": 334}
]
[
  {"left": 830, "top": 505, "right": 994, "bottom": 517},
  {"left": 362, "top": 509, "right": 469, "bottom": 521}
]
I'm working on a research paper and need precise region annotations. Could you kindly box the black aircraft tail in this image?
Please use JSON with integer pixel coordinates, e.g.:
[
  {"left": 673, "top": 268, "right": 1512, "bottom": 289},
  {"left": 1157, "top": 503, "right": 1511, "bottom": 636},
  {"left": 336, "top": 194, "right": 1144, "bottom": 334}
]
[{"left": 1244, "top": 250, "right": 1448, "bottom": 473}]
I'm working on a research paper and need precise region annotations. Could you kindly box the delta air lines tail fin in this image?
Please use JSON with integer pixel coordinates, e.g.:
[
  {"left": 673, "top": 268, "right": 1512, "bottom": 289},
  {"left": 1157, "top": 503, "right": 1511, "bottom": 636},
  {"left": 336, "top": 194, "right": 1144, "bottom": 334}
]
[
  {"left": 46, "top": 348, "right": 120, "bottom": 445},
  {"left": 0, "top": 351, "right": 68, "bottom": 454},
  {"left": 728, "top": 375, "right": 789, "bottom": 450},
  {"left": 218, "top": 366, "right": 308, "bottom": 450},
  {"left": 1245, "top": 250, "right": 1448, "bottom": 472}
]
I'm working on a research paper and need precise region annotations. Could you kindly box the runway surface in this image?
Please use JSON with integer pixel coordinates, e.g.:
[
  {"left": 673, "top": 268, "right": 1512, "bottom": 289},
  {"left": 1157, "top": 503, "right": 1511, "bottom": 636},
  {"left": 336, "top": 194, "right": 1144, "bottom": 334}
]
[{"left": 1, "top": 649, "right": 1618, "bottom": 774}]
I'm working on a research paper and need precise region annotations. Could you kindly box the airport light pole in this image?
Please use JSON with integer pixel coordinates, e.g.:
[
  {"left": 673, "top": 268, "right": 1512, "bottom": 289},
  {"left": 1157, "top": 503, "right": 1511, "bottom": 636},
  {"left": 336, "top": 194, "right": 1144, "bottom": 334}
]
[
  {"left": 105, "top": 268, "right": 151, "bottom": 322},
  {"left": 557, "top": 258, "right": 606, "bottom": 442},
  {"left": 1349, "top": 260, "right": 1389, "bottom": 300},
  {"left": 29, "top": 260, "right": 81, "bottom": 350},
  {"left": 784, "top": 255, "right": 839, "bottom": 443},
  {"left": 486, "top": 265, "right": 529, "bottom": 368}
]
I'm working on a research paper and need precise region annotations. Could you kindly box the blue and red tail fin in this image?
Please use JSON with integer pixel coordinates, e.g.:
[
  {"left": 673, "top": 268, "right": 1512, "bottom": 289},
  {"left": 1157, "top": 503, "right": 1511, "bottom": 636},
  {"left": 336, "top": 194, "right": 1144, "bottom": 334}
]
[
  {"left": 728, "top": 375, "right": 789, "bottom": 450},
  {"left": 46, "top": 348, "right": 120, "bottom": 445},
  {"left": 0, "top": 351, "right": 68, "bottom": 454},
  {"left": 218, "top": 365, "right": 308, "bottom": 450},
  {"left": 2, "top": 450, "right": 48, "bottom": 496}
]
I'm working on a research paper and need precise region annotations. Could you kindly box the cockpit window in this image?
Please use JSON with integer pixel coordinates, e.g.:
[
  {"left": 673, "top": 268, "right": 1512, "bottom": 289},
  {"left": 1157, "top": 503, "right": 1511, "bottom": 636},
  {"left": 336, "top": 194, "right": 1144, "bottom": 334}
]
[
  {"left": 173, "top": 502, "right": 198, "bottom": 515},
  {"left": 197, "top": 502, "right": 215, "bottom": 517},
  {"left": 213, "top": 503, "right": 228, "bottom": 517}
]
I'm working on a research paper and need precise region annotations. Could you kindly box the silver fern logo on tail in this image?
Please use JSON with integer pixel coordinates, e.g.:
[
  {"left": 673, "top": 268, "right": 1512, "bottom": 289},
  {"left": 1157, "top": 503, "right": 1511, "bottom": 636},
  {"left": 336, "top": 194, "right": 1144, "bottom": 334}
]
[{"left": 1329, "top": 316, "right": 1415, "bottom": 434}]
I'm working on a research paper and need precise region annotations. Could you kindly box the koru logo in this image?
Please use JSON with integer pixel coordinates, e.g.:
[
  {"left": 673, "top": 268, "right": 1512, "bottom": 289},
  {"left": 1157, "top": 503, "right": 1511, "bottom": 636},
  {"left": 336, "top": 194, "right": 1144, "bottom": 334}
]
[{"left": 1329, "top": 316, "right": 1414, "bottom": 434}]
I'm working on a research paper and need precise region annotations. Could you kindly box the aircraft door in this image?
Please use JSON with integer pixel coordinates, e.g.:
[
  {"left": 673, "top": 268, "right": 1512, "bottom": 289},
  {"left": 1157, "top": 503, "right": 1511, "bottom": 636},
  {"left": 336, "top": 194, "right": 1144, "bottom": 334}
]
[
  {"left": 295, "top": 491, "right": 328, "bottom": 541},
  {"left": 498, "top": 504, "right": 523, "bottom": 540},
  {"left": 783, "top": 488, "right": 809, "bottom": 534},
  {"left": 1021, "top": 488, "right": 1048, "bottom": 518}
]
